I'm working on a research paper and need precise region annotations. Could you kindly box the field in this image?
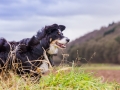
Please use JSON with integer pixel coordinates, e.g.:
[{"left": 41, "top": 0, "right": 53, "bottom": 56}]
[
  {"left": 81, "top": 64, "right": 120, "bottom": 84},
  {"left": 0, "top": 64, "right": 120, "bottom": 90}
]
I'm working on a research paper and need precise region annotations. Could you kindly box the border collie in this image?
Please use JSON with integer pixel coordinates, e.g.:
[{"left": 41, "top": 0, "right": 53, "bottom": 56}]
[{"left": 0, "top": 24, "right": 70, "bottom": 75}]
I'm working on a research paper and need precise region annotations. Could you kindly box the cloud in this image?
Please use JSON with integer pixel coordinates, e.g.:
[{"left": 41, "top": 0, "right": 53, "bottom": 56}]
[
  {"left": 0, "top": 0, "right": 120, "bottom": 20},
  {"left": 1, "top": 14, "right": 119, "bottom": 41},
  {"left": 0, "top": 0, "right": 120, "bottom": 41}
]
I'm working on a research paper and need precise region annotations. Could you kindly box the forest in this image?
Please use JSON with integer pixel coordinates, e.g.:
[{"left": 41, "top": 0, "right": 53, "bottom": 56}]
[{"left": 56, "top": 22, "right": 120, "bottom": 64}]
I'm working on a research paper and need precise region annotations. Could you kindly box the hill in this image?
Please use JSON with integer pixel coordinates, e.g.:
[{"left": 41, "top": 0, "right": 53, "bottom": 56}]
[{"left": 67, "top": 21, "right": 120, "bottom": 64}]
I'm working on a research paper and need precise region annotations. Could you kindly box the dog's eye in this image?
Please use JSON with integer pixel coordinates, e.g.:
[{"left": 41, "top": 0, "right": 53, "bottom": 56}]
[
  {"left": 58, "top": 32, "right": 63, "bottom": 35},
  {"left": 61, "top": 33, "right": 63, "bottom": 35},
  {"left": 58, "top": 32, "right": 61, "bottom": 35}
]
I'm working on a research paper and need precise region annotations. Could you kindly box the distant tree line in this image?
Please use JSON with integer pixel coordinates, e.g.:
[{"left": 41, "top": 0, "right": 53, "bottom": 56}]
[
  {"left": 66, "top": 22, "right": 120, "bottom": 64},
  {"left": 67, "top": 37, "right": 120, "bottom": 64}
]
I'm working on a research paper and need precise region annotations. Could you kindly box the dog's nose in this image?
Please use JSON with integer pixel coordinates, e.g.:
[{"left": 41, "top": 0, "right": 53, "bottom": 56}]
[{"left": 66, "top": 38, "right": 70, "bottom": 42}]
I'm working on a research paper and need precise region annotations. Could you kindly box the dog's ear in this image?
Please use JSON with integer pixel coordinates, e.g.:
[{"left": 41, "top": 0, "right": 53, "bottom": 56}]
[
  {"left": 45, "top": 24, "right": 59, "bottom": 34},
  {"left": 52, "top": 24, "right": 59, "bottom": 29},
  {"left": 59, "top": 25, "right": 66, "bottom": 31}
]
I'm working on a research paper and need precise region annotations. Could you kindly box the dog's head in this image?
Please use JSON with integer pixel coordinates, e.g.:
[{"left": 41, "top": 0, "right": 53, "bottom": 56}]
[{"left": 44, "top": 24, "right": 70, "bottom": 54}]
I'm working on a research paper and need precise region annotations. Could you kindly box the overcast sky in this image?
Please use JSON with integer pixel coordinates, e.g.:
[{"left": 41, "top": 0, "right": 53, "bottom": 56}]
[{"left": 0, "top": 0, "right": 120, "bottom": 41}]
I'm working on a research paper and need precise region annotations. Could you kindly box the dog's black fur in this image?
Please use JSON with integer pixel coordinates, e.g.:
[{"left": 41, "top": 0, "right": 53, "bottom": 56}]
[{"left": 0, "top": 24, "right": 70, "bottom": 75}]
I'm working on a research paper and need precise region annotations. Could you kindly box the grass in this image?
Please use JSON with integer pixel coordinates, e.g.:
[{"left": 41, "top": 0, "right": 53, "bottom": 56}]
[{"left": 0, "top": 66, "right": 120, "bottom": 90}]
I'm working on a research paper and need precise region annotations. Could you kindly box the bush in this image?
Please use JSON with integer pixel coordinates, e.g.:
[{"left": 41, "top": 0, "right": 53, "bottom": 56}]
[{"left": 104, "top": 28, "right": 115, "bottom": 36}]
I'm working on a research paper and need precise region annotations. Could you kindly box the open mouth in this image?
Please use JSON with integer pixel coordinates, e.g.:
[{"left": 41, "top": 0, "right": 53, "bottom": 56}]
[{"left": 56, "top": 42, "right": 66, "bottom": 48}]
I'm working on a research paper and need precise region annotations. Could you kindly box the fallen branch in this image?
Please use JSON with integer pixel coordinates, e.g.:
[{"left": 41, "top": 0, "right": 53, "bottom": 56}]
[{"left": 42, "top": 47, "right": 53, "bottom": 69}]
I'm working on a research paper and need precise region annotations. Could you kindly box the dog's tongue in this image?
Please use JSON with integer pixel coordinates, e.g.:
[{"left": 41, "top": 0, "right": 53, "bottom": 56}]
[
  {"left": 56, "top": 42, "right": 66, "bottom": 48},
  {"left": 60, "top": 44, "right": 66, "bottom": 48}
]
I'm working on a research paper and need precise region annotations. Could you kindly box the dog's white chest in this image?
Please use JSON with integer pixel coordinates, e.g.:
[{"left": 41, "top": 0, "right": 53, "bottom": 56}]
[
  {"left": 39, "top": 62, "right": 49, "bottom": 73},
  {"left": 47, "top": 45, "right": 58, "bottom": 54}
]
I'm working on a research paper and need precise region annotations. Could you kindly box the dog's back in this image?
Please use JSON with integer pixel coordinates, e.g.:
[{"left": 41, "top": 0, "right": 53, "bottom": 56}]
[{"left": 0, "top": 38, "right": 10, "bottom": 68}]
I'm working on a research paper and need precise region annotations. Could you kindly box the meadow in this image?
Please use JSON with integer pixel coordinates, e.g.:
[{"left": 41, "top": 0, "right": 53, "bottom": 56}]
[{"left": 0, "top": 64, "right": 120, "bottom": 90}]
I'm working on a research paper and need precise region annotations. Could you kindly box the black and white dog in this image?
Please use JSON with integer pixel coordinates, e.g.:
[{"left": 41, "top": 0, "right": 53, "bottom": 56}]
[{"left": 0, "top": 24, "right": 70, "bottom": 75}]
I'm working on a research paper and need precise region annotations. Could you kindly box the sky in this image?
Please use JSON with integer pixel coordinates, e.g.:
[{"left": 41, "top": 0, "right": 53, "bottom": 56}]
[{"left": 0, "top": 0, "right": 120, "bottom": 41}]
